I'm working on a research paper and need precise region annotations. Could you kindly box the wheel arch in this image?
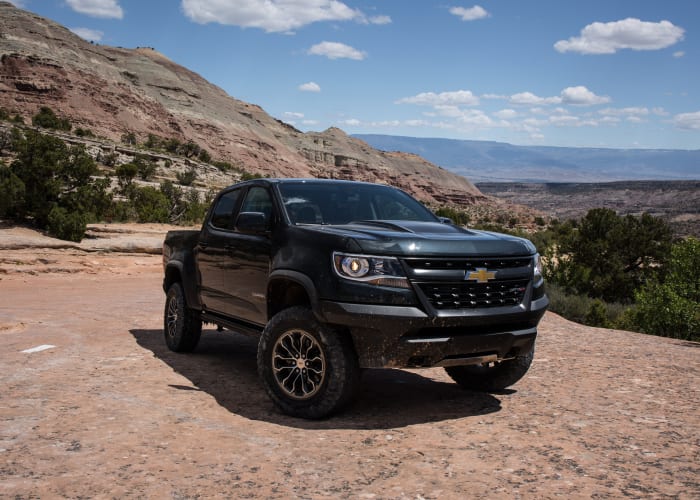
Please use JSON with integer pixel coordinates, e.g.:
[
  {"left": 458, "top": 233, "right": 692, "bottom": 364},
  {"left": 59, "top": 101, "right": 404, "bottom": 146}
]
[
  {"left": 164, "top": 261, "right": 201, "bottom": 310},
  {"left": 267, "top": 270, "right": 320, "bottom": 320}
]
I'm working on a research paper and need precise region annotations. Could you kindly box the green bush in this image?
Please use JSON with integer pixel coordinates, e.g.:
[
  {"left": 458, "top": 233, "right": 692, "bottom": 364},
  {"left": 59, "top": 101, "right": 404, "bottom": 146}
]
[
  {"left": 176, "top": 168, "right": 197, "bottom": 186},
  {"left": 0, "top": 166, "right": 25, "bottom": 218},
  {"left": 47, "top": 205, "right": 87, "bottom": 242},
  {"left": 133, "top": 186, "right": 169, "bottom": 223},
  {"left": 548, "top": 208, "right": 672, "bottom": 303},
  {"left": 628, "top": 238, "right": 700, "bottom": 341},
  {"left": 32, "top": 106, "right": 71, "bottom": 131}
]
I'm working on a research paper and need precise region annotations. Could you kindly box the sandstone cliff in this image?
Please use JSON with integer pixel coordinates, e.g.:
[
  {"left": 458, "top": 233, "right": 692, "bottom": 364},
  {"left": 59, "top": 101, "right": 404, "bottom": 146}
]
[{"left": 0, "top": 2, "right": 483, "bottom": 207}]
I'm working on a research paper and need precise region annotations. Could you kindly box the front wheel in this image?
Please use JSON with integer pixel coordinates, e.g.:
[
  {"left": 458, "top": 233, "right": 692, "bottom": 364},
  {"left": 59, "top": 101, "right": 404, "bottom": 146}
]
[
  {"left": 257, "top": 307, "right": 360, "bottom": 419},
  {"left": 444, "top": 346, "right": 534, "bottom": 392},
  {"left": 164, "top": 282, "right": 202, "bottom": 352}
]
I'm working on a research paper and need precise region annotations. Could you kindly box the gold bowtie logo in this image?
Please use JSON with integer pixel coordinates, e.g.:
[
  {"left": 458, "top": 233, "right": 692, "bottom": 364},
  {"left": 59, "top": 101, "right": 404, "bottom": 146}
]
[{"left": 466, "top": 268, "right": 496, "bottom": 283}]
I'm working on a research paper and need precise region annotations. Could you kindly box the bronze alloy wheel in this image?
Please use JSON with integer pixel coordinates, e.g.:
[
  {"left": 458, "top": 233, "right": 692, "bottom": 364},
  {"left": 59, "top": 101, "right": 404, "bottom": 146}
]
[
  {"left": 272, "top": 329, "right": 326, "bottom": 400},
  {"left": 165, "top": 292, "right": 179, "bottom": 341}
]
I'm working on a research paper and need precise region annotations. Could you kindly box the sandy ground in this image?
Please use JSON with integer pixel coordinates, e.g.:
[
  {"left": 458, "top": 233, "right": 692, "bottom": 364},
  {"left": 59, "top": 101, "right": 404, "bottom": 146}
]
[{"left": 1, "top": 224, "right": 698, "bottom": 498}]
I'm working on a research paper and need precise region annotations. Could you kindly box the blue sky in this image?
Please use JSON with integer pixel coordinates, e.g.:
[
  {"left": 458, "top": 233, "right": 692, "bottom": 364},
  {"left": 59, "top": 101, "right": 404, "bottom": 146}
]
[{"left": 10, "top": 0, "right": 700, "bottom": 150}]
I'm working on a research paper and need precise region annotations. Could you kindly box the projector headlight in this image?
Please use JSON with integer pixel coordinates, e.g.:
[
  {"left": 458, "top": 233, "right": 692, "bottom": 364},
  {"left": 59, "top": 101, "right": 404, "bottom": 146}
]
[
  {"left": 534, "top": 253, "right": 544, "bottom": 284},
  {"left": 332, "top": 252, "right": 410, "bottom": 289}
]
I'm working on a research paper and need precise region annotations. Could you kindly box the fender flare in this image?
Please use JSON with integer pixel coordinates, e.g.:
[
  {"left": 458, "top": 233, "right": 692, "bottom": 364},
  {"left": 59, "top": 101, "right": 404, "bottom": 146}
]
[
  {"left": 165, "top": 260, "right": 202, "bottom": 310},
  {"left": 268, "top": 269, "right": 321, "bottom": 318}
]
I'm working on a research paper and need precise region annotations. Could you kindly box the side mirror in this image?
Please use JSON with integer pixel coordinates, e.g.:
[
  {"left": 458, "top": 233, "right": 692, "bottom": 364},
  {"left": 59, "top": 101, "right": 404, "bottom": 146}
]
[
  {"left": 236, "top": 212, "right": 268, "bottom": 233},
  {"left": 438, "top": 217, "right": 453, "bottom": 225}
]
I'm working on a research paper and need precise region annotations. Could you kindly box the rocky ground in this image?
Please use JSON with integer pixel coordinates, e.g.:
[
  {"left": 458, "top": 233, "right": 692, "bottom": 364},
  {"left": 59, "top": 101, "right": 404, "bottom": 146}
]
[{"left": 1, "top": 224, "right": 698, "bottom": 498}]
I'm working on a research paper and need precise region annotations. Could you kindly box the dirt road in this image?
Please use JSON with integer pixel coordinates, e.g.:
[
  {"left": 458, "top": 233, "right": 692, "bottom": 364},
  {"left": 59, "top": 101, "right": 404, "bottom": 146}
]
[{"left": 1, "top": 225, "right": 698, "bottom": 498}]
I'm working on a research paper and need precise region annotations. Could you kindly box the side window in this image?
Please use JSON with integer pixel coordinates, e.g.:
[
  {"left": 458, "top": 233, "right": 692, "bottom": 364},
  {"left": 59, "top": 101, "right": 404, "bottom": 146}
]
[
  {"left": 240, "top": 186, "right": 273, "bottom": 220},
  {"left": 209, "top": 189, "right": 241, "bottom": 229}
]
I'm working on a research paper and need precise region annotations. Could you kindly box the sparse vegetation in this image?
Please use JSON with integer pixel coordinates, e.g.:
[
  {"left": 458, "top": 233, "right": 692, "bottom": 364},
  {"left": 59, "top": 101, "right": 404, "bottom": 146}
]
[
  {"left": 176, "top": 167, "right": 197, "bottom": 186},
  {"left": 1, "top": 128, "right": 109, "bottom": 240},
  {"left": 32, "top": 106, "right": 72, "bottom": 131}
]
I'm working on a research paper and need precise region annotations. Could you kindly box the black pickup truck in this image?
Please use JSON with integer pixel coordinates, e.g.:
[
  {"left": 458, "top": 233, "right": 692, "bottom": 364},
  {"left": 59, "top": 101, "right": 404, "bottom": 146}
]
[{"left": 162, "top": 179, "right": 548, "bottom": 418}]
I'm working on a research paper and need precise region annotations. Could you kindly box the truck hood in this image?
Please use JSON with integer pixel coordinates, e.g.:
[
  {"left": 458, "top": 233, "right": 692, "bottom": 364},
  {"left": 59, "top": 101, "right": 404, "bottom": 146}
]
[{"left": 298, "top": 220, "right": 536, "bottom": 257}]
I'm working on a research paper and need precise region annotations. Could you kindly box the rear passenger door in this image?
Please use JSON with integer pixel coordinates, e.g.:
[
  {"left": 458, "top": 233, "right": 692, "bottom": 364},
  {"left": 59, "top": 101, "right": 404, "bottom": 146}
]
[{"left": 196, "top": 187, "right": 242, "bottom": 315}]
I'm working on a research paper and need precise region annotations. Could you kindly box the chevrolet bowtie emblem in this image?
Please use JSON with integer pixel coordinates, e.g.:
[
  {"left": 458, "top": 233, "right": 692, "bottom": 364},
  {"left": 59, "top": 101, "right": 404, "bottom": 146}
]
[{"left": 466, "top": 268, "right": 496, "bottom": 283}]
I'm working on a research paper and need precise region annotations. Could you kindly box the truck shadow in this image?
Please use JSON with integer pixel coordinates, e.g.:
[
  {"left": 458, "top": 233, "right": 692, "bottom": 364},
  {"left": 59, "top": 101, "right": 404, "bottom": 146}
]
[{"left": 130, "top": 328, "right": 505, "bottom": 429}]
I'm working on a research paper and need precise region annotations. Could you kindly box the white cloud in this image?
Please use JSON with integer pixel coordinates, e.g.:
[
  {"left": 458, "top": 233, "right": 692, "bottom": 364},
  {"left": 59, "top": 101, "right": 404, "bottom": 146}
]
[
  {"left": 652, "top": 107, "right": 669, "bottom": 116},
  {"left": 673, "top": 111, "right": 700, "bottom": 130},
  {"left": 449, "top": 5, "right": 489, "bottom": 21},
  {"left": 284, "top": 112, "right": 304, "bottom": 119},
  {"left": 509, "top": 92, "right": 561, "bottom": 106},
  {"left": 299, "top": 82, "right": 321, "bottom": 92},
  {"left": 554, "top": 18, "right": 684, "bottom": 55},
  {"left": 397, "top": 90, "right": 480, "bottom": 106},
  {"left": 458, "top": 109, "right": 493, "bottom": 127},
  {"left": 308, "top": 41, "right": 366, "bottom": 60},
  {"left": 494, "top": 109, "right": 518, "bottom": 120},
  {"left": 70, "top": 27, "right": 104, "bottom": 42},
  {"left": 66, "top": 0, "right": 123, "bottom": 19},
  {"left": 560, "top": 86, "right": 610, "bottom": 105},
  {"left": 508, "top": 87, "right": 608, "bottom": 106},
  {"left": 673, "top": 51, "right": 685, "bottom": 58},
  {"left": 181, "top": 0, "right": 361, "bottom": 33}
]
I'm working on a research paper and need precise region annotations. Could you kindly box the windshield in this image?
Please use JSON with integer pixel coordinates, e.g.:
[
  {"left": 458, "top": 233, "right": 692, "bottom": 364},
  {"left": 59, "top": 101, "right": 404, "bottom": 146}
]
[{"left": 278, "top": 182, "right": 439, "bottom": 225}]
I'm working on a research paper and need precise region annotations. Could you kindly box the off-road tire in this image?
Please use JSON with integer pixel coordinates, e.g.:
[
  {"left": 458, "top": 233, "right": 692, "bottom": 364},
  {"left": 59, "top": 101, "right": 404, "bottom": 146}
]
[
  {"left": 444, "top": 346, "right": 535, "bottom": 392},
  {"left": 257, "top": 306, "right": 360, "bottom": 419},
  {"left": 164, "top": 282, "right": 202, "bottom": 352}
]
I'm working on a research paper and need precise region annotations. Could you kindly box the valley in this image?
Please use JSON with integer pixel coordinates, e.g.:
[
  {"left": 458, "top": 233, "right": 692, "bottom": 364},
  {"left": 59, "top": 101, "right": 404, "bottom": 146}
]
[{"left": 477, "top": 180, "right": 700, "bottom": 237}]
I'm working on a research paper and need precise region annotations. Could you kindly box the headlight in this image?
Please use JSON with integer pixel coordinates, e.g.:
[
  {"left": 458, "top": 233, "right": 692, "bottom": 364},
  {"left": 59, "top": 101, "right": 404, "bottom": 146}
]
[
  {"left": 533, "top": 253, "right": 544, "bottom": 282},
  {"left": 332, "top": 252, "right": 410, "bottom": 289}
]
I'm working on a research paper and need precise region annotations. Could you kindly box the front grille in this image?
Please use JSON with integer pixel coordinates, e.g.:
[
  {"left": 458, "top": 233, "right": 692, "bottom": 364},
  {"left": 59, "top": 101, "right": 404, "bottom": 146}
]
[
  {"left": 418, "top": 279, "right": 529, "bottom": 309},
  {"left": 403, "top": 258, "right": 531, "bottom": 270}
]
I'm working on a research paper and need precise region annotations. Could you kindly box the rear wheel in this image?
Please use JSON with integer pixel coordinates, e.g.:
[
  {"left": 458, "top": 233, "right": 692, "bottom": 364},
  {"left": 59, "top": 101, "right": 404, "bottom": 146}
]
[
  {"left": 257, "top": 307, "right": 359, "bottom": 419},
  {"left": 164, "top": 282, "right": 202, "bottom": 352},
  {"left": 444, "top": 346, "right": 534, "bottom": 392}
]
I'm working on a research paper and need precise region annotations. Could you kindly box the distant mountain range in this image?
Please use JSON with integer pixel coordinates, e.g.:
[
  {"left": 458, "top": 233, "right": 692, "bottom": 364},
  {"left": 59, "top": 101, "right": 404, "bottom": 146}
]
[{"left": 354, "top": 134, "right": 700, "bottom": 183}]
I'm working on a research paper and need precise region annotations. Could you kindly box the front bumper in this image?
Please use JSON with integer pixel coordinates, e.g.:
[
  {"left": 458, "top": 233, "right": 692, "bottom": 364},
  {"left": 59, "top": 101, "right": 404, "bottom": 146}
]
[{"left": 317, "top": 295, "right": 548, "bottom": 368}]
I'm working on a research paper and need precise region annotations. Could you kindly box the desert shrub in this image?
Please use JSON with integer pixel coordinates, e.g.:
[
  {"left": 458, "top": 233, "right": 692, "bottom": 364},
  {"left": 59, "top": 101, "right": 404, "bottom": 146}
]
[
  {"left": 176, "top": 168, "right": 197, "bottom": 186},
  {"left": 0, "top": 166, "right": 25, "bottom": 218},
  {"left": 212, "top": 160, "right": 233, "bottom": 172},
  {"left": 435, "top": 206, "right": 471, "bottom": 226},
  {"left": 6, "top": 130, "right": 109, "bottom": 239},
  {"left": 584, "top": 300, "right": 611, "bottom": 328},
  {"left": 132, "top": 186, "right": 169, "bottom": 223},
  {"left": 548, "top": 208, "right": 672, "bottom": 303},
  {"left": 133, "top": 154, "right": 157, "bottom": 180},
  {"left": 99, "top": 152, "right": 118, "bottom": 167},
  {"left": 32, "top": 106, "right": 71, "bottom": 131},
  {"left": 121, "top": 131, "right": 137, "bottom": 146},
  {"left": 546, "top": 283, "right": 627, "bottom": 328},
  {"left": 47, "top": 205, "right": 87, "bottom": 242},
  {"left": 198, "top": 148, "right": 211, "bottom": 163},
  {"left": 116, "top": 162, "right": 138, "bottom": 193},
  {"left": 0, "top": 107, "right": 9, "bottom": 121},
  {"left": 626, "top": 238, "right": 700, "bottom": 341},
  {"left": 159, "top": 181, "right": 209, "bottom": 224},
  {"left": 74, "top": 127, "right": 95, "bottom": 138}
]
